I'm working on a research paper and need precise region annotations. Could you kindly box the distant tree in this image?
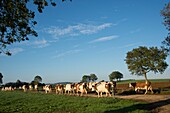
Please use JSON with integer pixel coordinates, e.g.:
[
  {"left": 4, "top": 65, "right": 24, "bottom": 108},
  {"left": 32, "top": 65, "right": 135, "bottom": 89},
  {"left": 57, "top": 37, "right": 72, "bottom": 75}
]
[
  {"left": 16, "top": 79, "right": 22, "bottom": 87},
  {"left": 161, "top": 2, "right": 170, "bottom": 53},
  {"left": 81, "top": 75, "right": 90, "bottom": 82},
  {"left": 0, "top": 73, "right": 3, "bottom": 84},
  {"left": 34, "top": 75, "right": 42, "bottom": 84},
  {"left": 109, "top": 71, "right": 123, "bottom": 82},
  {"left": 90, "top": 74, "right": 98, "bottom": 82},
  {"left": 0, "top": 0, "right": 71, "bottom": 55},
  {"left": 16, "top": 79, "right": 22, "bottom": 84},
  {"left": 125, "top": 46, "right": 168, "bottom": 82}
]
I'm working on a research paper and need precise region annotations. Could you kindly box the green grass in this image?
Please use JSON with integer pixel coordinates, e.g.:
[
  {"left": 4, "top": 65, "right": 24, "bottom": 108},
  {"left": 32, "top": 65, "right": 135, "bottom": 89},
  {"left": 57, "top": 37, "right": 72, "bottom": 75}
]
[{"left": 0, "top": 91, "right": 151, "bottom": 113}]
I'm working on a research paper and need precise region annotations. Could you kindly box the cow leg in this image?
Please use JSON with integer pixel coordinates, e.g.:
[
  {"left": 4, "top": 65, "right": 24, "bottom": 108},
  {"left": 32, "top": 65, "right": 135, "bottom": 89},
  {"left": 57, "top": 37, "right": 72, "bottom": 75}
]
[
  {"left": 100, "top": 92, "right": 103, "bottom": 97},
  {"left": 97, "top": 92, "right": 100, "bottom": 98},
  {"left": 149, "top": 86, "right": 154, "bottom": 94},
  {"left": 108, "top": 92, "right": 111, "bottom": 97},
  {"left": 144, "top": 87, "right": 148, "bottom": 94}
]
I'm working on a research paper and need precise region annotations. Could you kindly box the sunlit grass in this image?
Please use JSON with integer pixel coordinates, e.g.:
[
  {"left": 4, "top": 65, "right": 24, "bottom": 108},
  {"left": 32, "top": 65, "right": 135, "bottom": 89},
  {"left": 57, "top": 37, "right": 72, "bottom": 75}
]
[{"left": 0, "top": 91, "right": 151, "bottom": 113}]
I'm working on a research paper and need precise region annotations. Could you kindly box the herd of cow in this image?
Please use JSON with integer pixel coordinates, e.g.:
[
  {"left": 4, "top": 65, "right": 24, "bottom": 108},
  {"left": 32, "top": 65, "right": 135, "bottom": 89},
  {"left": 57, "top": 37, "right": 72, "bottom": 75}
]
[{"left": 1, "top": 81, "right": 154, "bottom": 97}]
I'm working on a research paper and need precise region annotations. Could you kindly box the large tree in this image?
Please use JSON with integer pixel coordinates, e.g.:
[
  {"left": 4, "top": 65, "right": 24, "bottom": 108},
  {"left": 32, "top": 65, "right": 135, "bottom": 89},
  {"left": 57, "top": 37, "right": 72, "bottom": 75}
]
[
  {"left": 161, "top": 2, "right": 170, "bottom": 53},
  {"left": 81, "top": 75, "right": 90, "bottom": 82},
  {"left": 0, "top": 0, "right": 69, "bottom": 55},
  {"left": 125, "top": 46, "right": 168, "bottom": 82},
  {"left": 109, "top": 71, "right": 123, "bottom": 82},
  {"left": 90, "top": 74, "right": 98, "bottom": 82}
]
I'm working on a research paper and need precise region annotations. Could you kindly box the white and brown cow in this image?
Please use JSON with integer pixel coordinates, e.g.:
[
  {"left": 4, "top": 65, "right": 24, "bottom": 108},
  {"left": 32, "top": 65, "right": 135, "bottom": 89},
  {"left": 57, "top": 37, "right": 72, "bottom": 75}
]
[
  {"left": 43, "top": 85, "right": 52, "bottom": 94},
  {"left": 64, "top": 83, "right": 75, "bottom": 95},
  {"left": 75, "top": 82, "right": 88, "bottom": 96},
  {"left": 129, "top": 81, "right": 153, "bottom": 94},
  {"left": 29, "top": 85, "right": 33, "bottom": 91},
  {"left": 34, "top": 84, "right": 38, "bottom": 91},
  {"left": 93, "top": 82, "right": 113, "bottom": 97},
  {"left": 55, "top": 84, "right": 64, "bottom": 94},
  {"left": 22, "top": 85, "right": 29, "bottom": 92},
  {"left": 87, "top": 82, "right": 97, "bottom": 92}
]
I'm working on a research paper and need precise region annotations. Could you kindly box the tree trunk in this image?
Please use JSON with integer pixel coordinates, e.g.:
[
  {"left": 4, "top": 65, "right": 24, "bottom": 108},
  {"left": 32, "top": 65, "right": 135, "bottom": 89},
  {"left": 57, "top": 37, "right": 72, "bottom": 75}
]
[{"left": 144, "top": 72, "right": 149, "bottom": 84}]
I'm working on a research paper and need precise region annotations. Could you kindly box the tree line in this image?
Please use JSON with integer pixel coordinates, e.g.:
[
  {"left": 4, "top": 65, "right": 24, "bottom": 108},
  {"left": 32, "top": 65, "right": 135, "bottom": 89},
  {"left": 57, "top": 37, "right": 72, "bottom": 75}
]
[
  {"left": 81, "top": 71, "right": 123, "bottom": 83},
  {"left": 0, "top": 75, "right": 43, "bottom": 87}
]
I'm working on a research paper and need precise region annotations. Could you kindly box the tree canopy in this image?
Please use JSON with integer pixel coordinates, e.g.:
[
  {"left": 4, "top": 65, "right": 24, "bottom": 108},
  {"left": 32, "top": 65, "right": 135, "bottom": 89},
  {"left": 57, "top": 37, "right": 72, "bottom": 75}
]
[
  {"left": 81, "top": 75, "right": 90, "bottom": 82},
  {"left": 90, "top": 74, "right": 98, "bottom": 82},
  {"left": 109, "top": 71, "right": 123, "bottom": 82},
  {"left": 0, "top": 0, "right": 69, "bottom": 55},
  {"left": 161, "top": 2, "right": 170, "bottom": 52},
  {"left": 34, "top": 75, "right": 42, "bottom": 84},
  {"left": 81, "top": 74, "right": 98, "bottom": 82},
  {"left": 125, "top": 46, "right": 168, "bottom": 81}
]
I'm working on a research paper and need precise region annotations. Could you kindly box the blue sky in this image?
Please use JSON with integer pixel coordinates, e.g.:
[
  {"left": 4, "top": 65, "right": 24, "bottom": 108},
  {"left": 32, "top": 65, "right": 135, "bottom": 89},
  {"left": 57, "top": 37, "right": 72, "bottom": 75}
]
[{"left": 0, "top": 0, "right": 170, "bottom": 83}]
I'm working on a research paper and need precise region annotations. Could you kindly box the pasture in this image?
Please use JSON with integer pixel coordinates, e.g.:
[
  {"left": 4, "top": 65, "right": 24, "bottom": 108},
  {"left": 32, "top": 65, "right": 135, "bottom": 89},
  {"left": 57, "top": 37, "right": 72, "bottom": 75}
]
[{"left": 0, "top": 91, "right": 150, "bottom": 113}]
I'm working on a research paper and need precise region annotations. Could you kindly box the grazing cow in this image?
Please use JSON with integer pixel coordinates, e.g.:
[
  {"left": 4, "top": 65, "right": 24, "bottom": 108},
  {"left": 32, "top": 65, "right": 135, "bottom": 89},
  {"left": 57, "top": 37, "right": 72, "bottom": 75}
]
[
  {"left": 43, "top": 85, "right": 52, "bottom": 93},
  {"left": 55, "top": 84, "right": 64, "bottom": 94},
  {"left": 129, "top": 81, "right": 153, "bottom": 94},
  {"left": 75, "top": 82, "right": 88, "bottom": 96},
  {"left": 64, "top": 83, "right": 75, "bottom": 95},
  {"left": 93, "top": 82, "right": 113, "bottom": 97}
]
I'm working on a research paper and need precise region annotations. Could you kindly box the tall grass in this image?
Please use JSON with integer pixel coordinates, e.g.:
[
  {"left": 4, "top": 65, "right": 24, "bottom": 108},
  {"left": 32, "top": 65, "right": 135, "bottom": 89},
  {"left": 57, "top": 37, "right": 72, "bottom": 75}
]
[{"left": 0, "top": 91, "right": 151, "bottom": 113}]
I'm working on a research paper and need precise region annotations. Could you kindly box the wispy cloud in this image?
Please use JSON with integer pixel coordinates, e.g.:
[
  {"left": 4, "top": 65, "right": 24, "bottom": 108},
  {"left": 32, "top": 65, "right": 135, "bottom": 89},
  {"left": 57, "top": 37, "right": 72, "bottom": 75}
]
[
  {"left": 10, "top": 48, "right": 24, "bottom": 55},
  {"left": 44, "top": 23, "right": 112, "bottom": 38},
  {"left": 32, "top": 39, "right": 49, "bottom": 48},
  {"left": 89, "top": 35, "right": 118, "bottom": 43},
  {"left": 52, "top": 49, "right": 82, "bottom": 59}
]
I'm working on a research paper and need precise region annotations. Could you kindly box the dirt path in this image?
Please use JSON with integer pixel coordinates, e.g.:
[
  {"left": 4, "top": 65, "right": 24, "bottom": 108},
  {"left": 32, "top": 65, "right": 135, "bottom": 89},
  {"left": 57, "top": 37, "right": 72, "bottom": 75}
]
[{"left": 115, "top": 95, "right": 170, "bottom": 113}]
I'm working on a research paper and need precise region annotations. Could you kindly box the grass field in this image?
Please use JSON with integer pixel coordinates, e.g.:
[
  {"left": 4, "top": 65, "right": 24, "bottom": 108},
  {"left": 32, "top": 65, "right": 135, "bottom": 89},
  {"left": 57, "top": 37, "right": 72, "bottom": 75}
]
[{"left": 0, "top": 91, "right": 151, "bottom": 113}]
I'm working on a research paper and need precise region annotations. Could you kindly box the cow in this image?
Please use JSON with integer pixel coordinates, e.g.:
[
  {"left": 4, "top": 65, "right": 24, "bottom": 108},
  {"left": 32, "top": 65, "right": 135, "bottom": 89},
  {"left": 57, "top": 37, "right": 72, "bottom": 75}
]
[
  {"left": 34, "top": 84, "right": 38, "bottom": 91},
  {"left": 87, "top": 82, "right": 97, "bottom": 92},
  {"left": 75, "top": 82, "right": 88, "bottom": 96},
  {"left": 129, "top": 81, "right": 153, "bottom": 94},
  {"left": 43, "top": 85, "right": 52, "bottom": 94},
  {"left": 93, "top": 82, "right": 113, "bottom": 97},
  {"left": 55, "top": 84, "right": 64, "bottom": 94},
  {"left": 29, "top": 85, "right": 33, "bottom": 91},
  {"left": 64, "top": 83, "right": 75, "bottom": 95},
  {"left": 22, "top": 85, "right": 29, "bottom": 92}
]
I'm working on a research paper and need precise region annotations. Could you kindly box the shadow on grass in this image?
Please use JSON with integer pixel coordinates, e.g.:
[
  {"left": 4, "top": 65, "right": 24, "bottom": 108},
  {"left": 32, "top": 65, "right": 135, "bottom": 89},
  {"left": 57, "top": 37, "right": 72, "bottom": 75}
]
[{"left": 104, "top": 99, "right": 170, "bottom": 113}]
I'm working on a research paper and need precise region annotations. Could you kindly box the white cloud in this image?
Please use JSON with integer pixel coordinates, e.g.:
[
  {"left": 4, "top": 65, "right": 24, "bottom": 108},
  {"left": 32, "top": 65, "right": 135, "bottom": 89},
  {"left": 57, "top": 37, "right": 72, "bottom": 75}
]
[
  {"left": 52, "top": 49, "right": 81, "bottom": 59},
  {"left": 89, "top": 35, "right": 118, "bottom": 43},
  {"left": 10, "top": 48, "right": 24, "bottom": 55},
  {"left": 32, "top": 39, "right": 49, "bottom": 48},
  {"left": 44, "top": 23, "right": 112, "bottom": 38}
]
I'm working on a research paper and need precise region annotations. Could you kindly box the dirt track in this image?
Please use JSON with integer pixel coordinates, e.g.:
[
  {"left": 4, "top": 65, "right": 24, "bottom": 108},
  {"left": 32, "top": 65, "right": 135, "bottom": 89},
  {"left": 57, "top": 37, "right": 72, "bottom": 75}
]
[{"left": 115, "top": 95, "right": 170, "bottom": 113}]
